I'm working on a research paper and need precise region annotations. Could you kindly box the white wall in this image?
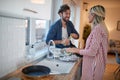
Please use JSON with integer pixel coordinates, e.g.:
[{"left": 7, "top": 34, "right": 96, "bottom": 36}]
[
  {"left": 87, "top": 5, "right": 120, "bottom": 40},
  {"left": 106, "top": 7, "right": 120, "bottom": 40},
  {"left": 0, "top": 0, "right": 52, "bottom": 20},
  {"left": 79, "top": 1, "right": 120, "bottom": 48}
]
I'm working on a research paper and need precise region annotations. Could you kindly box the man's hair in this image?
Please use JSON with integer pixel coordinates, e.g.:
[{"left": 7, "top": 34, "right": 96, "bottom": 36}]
[{"left": 58, "top": 4, "right": 70, "bottom": 14}]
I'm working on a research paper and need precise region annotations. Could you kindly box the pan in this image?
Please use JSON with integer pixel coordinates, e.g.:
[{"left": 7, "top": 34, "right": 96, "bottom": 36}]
[{"left": 22, "top": 65, "right": 51, "bottom": 78}]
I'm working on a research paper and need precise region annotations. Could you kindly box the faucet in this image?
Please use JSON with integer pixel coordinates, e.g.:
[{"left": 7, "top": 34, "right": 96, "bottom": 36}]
[
  {"left": 47, "top": 40, "right": 55, "bottom": 59},
  {"left": 48, "top": 40, "right": 55, "bottom": 47}
]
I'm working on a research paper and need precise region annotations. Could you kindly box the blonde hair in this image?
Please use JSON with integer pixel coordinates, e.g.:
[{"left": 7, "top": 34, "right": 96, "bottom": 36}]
[
  {"left": 90, "top": 5, "right": 109, "bottom": 37},
  {"left": 90, "top": 5, "right": 105, "bottom": 27}
]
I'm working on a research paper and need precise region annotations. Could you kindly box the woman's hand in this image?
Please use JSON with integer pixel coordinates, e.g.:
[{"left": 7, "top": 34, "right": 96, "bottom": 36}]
[{"left": 65, "top": 48, "right": 80, "bottom": 54}]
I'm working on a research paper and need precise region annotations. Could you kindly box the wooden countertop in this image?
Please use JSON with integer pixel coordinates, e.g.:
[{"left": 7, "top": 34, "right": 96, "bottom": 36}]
[{"left": 1, "top": 58, "right": 82, "bottom": 80}]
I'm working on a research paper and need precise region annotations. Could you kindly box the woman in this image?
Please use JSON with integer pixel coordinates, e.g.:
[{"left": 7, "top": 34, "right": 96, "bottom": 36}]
[{"left": 66, "top": 5, "right": 109, "bottom": 80}]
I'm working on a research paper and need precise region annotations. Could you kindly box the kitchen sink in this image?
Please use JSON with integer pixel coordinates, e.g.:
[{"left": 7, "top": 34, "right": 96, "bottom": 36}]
[{"left": 35, "top": 58, "right": 75, "bottom": 74}]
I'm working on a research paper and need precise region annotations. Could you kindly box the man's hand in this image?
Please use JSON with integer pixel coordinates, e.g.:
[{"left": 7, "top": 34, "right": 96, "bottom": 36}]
[
  {"left": 70, "top": 33, "right": 79, "bottom": 39},
  {"left": 61, "top": 39, "right": 70, "bottom": 46}
]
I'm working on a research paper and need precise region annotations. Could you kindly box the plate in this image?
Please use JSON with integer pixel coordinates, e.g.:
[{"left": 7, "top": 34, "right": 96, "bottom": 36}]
[
  {"left": 59, "top": 55, "right": 78, "bottom": 62},
  {"left": 49, "top": 48, "right": 72, "bottom": 58}
]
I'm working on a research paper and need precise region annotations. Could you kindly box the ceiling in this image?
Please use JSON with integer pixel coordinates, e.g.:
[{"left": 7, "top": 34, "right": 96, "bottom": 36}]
[{"left": 83, "top": 0, "right": 120, "bottom": 8}]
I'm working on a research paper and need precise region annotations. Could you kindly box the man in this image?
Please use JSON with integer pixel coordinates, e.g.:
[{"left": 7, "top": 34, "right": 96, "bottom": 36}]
[{"left": 46, "top": 4, "right": 79, "bottom": 48}]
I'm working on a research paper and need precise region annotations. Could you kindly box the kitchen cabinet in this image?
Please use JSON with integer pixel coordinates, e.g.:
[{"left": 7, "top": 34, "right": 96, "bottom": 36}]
[{"left": 0, "top": 0, "right": 52, "bottom": 20}]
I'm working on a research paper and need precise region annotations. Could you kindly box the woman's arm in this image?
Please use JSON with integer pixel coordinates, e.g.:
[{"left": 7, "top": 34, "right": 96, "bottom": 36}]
[{"left": 66, "top": 26, "right": 102, "bottom": 56}]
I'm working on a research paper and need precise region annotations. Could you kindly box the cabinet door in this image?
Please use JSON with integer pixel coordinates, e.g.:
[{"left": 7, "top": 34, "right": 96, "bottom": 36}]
[{"left": 0, "top": 0, "right": 52, "bottom": 20}]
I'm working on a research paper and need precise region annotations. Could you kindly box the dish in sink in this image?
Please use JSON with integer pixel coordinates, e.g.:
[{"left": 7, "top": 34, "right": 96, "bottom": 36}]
[
  {"left": 60, "top": 48, "right": 72, "bottom": 56},
  {"left": 59, "top": 54, "right": 78, "bottom": 62},
  {"left": 48, "top": 48, "right": 78, "bottom": 62},
  {"left": 49, "top": 48, "right": 72, "bottom": 57}
]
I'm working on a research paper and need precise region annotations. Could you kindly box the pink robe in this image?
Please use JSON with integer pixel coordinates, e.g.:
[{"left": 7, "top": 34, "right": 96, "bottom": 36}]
[{"left": 80, "top": 23, "right": 108, "bottom": 80}]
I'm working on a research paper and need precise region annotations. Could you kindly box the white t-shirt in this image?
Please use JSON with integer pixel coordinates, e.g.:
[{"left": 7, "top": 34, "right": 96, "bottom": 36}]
[{"left": 62, "top": 27, "right": 68, "bottom": 39}]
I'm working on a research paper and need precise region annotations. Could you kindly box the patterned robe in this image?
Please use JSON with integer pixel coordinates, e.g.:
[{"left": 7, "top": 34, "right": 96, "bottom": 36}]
[{"left": 80, "top": 23, "right": 108, "bottom": 80}]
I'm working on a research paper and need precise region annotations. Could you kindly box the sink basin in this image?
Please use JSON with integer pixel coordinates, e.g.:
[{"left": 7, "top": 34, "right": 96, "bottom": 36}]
[{"left": 35, "top": 59, "right": 75, "bottom": 74}]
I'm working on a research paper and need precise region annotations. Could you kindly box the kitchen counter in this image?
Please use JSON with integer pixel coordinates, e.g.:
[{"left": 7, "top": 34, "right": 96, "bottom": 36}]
[{"left": 1, "top": 57, "right": 82, "bottom": 80}]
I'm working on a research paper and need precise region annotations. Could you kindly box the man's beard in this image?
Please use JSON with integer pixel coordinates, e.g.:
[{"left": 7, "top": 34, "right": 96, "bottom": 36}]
[{"left": 62, "top": 18, "right": 69, "bottom": 22}]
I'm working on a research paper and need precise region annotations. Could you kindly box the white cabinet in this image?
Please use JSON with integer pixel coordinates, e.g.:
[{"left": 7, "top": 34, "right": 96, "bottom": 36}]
[{"left": 0, "top": 0, "right": 52, "bottom": 20}]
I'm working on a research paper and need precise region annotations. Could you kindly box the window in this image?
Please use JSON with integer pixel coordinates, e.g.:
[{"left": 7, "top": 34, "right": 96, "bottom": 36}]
[
  {"left": 25, "top": 18, "right": 49, "bottom": 46},
  {"left": 35, "top": 20, "right": 49, "bottom": 42},
  {"left": 25, "top": 19, "right": 49, "bottom": 59}
]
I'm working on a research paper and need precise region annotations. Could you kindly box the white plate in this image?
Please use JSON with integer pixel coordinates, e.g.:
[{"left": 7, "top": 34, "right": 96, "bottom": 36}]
[{"left": 59, "top": 55, "right": 78, "bottom": 62}]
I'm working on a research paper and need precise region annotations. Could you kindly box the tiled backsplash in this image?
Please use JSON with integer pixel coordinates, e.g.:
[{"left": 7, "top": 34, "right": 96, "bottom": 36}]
[{"left": 0, "top": 15, "right": 26, "bottom": 78}]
